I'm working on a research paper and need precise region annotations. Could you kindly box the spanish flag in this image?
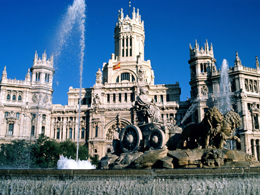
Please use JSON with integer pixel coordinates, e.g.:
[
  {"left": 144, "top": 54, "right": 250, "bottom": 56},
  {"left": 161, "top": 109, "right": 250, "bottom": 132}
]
[{"left": 113, "top": 63, "right": 120, "bottom": 70}]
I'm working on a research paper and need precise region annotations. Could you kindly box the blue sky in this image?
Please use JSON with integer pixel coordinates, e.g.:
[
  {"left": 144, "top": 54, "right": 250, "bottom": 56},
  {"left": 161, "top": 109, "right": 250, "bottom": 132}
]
[{"left": 1, "top": 0, "right": 260, "bottom": 105}]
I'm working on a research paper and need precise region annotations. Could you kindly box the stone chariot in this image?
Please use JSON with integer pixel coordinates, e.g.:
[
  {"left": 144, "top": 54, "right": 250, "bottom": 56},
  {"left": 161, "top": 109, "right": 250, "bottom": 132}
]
[{"left": 119, "top": 88, "right": 166, "bottom": 153}]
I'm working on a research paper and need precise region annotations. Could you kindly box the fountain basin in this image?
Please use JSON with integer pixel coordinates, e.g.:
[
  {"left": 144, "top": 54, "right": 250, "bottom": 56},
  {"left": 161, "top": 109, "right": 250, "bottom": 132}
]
[{"left": 1, "top": 168, "right": 260, "bottom": 194}]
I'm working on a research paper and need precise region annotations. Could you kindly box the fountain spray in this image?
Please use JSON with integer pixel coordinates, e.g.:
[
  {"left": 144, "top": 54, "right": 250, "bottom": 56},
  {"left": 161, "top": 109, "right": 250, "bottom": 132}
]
[
  {"left": 218, "top": 59, "right": 231, "bottom": 114},
  {"left": 53, "top": 0, "right": 86, "bottom": 163}
]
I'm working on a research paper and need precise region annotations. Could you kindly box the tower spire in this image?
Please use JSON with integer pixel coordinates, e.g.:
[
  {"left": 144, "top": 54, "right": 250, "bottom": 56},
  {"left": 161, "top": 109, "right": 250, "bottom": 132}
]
[{"left": 129, "top": 0, "right": 131, "bottom": 17}]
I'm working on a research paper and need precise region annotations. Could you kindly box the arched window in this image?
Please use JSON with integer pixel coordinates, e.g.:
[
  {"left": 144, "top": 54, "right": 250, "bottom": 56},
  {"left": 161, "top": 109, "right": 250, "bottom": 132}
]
[
  {"left": 12, "top": 95, "right": 16, "bottom": 101},
  {"left": 18, "top": 95, "right": 22, "bottom": 101},
  {"left": 6, "top": 94, "right": 10, "bottom": 100},
  {"left": 121, "top": 73, "right": 130, "bottom": 81}
]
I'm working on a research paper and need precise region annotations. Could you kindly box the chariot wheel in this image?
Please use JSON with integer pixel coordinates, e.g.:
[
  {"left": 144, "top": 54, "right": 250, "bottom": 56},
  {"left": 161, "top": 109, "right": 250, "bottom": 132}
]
[
  {"left": 120, "top": 125, "right": 142, "bottom": 153},
  {"left": 147, "top": 129, "right": 165, "bottom": 150}
]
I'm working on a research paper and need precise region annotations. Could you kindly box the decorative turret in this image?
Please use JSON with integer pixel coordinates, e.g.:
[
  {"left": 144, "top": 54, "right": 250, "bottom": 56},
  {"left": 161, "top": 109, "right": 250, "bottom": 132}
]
[
  {"left": 95, "top": 68, "right": 102, "bottom": 85},
  {"left": 25, "top": 68, "right": 30, "bottom": 82},
  {"left": 189, "top": 39, "right": 214, "bottom": 59},
  {"left": 188, "top": 40, "right": 216, "bottom": 80},
  {"left": 114, "top": 7, "right": 145, "bottom": 61},
  {"left": 256, "top": 56, "right": 259, "bottom": 69},
  {"left": 234, "top": 52, "right": 242, "bottom": 67},
  {"left": 31, "top": 51, "right": 55, "bottom": 86},
  {"left": 1, "top": 66, "right": 7, "bottom": 82},
  {"left": 33, "top": 50, "right": 53, "bottom": 67}
]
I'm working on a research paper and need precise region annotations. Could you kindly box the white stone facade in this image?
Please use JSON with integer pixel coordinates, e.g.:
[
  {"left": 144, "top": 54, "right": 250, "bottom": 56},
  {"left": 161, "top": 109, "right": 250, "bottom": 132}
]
[
  {"left": 0, "top": 51, "right": 54, "bottom": 144},
  {"left": 1, "top": 7, "right": 260, "bottom": 161}
]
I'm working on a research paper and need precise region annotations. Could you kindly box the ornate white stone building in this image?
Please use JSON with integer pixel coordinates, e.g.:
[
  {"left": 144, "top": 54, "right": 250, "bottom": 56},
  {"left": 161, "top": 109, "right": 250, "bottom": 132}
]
[
  {"left": 1, "top": 7, "right": 260, "bottom": 161},
  {"left": 0, "top": 51, "right": 54, "bottom": 144}
]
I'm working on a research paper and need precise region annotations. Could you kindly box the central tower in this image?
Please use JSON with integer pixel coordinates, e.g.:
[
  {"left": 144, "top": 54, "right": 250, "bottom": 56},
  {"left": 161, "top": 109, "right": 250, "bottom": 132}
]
[
  {"left": 102, "top": 7, "right": 154, "bottom": 85},
  {"left": 114, "top": 8, "right": 145, "bottom": 61}
]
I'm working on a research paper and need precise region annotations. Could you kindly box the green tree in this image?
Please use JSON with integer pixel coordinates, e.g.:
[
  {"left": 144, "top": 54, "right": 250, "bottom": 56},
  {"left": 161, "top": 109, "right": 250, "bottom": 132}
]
[
  {"left": 0, "top": 140, "right": 30, "bottom": 168},
  {"left": 90, "top": 155, "right": 99, "bottom": 167},
  {"left": 60, "top": 140, "right": 77, "bottom": 159},
  {"left": 60, "top": 140, "right": 89, "bottom": 160},
  {"left": 31, "top": 135, "right": 61, "bottom": 168}
]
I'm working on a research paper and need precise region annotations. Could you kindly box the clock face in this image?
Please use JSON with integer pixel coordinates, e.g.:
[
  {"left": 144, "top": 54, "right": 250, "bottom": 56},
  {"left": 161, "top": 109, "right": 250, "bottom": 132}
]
[{"left": 123, "top": 25, "right": 130, "bottom": 31}]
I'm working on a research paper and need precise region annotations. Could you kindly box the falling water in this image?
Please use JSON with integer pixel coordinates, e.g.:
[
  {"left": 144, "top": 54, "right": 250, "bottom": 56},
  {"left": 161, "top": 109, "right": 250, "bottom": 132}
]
[
  {"left": 53, "top": 0, "right": 87, "bottom": 167},
  {"left": 218, "top": 59, "right": 231, "bottom": 114}
]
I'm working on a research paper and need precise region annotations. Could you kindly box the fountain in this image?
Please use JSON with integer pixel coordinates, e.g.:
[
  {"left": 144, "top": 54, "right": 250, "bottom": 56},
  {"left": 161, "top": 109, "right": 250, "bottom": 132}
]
[
  {"left": 52, "top": 0, "right": 91, "bottom": 168},
  {"left": 218, "top": 59, "right": 232, "bottom": 114},
  {"left": 2, "top": 2, "right": 260, "bottom": 194}
]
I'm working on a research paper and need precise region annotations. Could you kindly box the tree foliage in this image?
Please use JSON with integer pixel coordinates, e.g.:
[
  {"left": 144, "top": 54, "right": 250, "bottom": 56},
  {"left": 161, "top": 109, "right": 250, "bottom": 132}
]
[
  {"left": 0, "top": 140, "right": 30, "bottom": 168},
  {"left": 0, "top": 134, "right": 91, "bottom": 169}
]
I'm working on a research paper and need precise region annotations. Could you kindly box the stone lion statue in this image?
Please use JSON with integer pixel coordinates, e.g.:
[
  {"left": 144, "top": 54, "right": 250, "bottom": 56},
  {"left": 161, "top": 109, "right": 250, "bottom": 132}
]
[
  {"left": 176, "top": 108, "right": 242, "bottom": 149},
  {"left": 176, "top": 107, "right": 224, "bottom": 149},
  {"left": 211, "top": 110, "right": 241, "bottom": 149}
]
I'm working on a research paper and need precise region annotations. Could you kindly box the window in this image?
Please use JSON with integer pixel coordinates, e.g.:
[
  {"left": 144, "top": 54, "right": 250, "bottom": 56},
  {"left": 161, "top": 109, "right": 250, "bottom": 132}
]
[
  {"left": 113, "top": 94, "right": 115, "bottom": 103},
  {"left": 7, "top": 94, "right": 10, "bottom": 100},
  {"left": 119, "top": 93, "right": 121, "bottom": 102},
  {"left": 132, "top": 75, "right": 135, "bottom": 82},
  {"left": 125, "top": 93, "right": 127, "bottom": 102},
  {"left": 12, "top": 95, "right": 16, "bottom": 101},
  {"left": 41, "top": 126, "right": 45, "bottom": 135},
  {"left": 8, "top": 123, "right": 14, "bottom": 135},
  {"left": 42, "top": 114, "right": 46, "bottom": 121},
  {"left": 131, "top": 93, "right": 135, "bottom": 102},
  {"left": 70, "top": 117, "right": 73, "bottom": 121},
  {"left": 154, "top": 95, "right": 157, "bottom": 102},
  {"left": 81, "top": 128, "right": 85, "bottom": 139},
  {"left": 31, "top": 126, "right": 35, "bottom": 136},
  {"left": 5, "top": 112, "right": 8, "bottom": 118},
  {"left": 16, "top": 113, "right": 20, "bottom": 119},
  {"left": 57, "top": 128, "right": 60, "bottom": 139},
  {"left": 69, "top": 128, "right": 72, "bottom": 139},
  {"left": 167, "top": 94, "right": 170, "bottom": 102},
  {"left": 45, "top": 73, "right": 50, "bottom": 82},
  {"left": 18, "top": 95, "right": 22, "bottom": 101},
  {"left": 116, "top": 76, "right": 119, "bottom": 83},
  {"left": 35, "top": 72, "right": 41, "bottom": 81},
  {"left": 95, "top": 126, "right": 98, "bottom": 137},
  {"left": 107, "top": 94, "right": 110, "bottom": 102},
  {"left": 121, "top": 73, "right": 130, "bottom": 81},
  {"left": 160, "top": 95, "right": 163, "bottom": 102},
  {"left": 200, "top": 63, "right": 207, "bottom": 73},
  {"left": 122, "top": 49, "right": 124, "bottom": 57}
]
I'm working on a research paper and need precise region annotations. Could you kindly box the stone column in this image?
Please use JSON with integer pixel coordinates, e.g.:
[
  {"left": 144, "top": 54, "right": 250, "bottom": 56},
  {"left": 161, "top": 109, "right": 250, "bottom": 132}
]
[
  {"left": 163, "top": 95, "right": 166, "bottom": 103},
  {"left": 116, "top": 94, "right": 119, "bottom": 103},
  {"left": 127, "top": 92, "right": 131, "bottom": 102},
  {"left": 62, "top": 117, "right": 67, "bottom": 141}
]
